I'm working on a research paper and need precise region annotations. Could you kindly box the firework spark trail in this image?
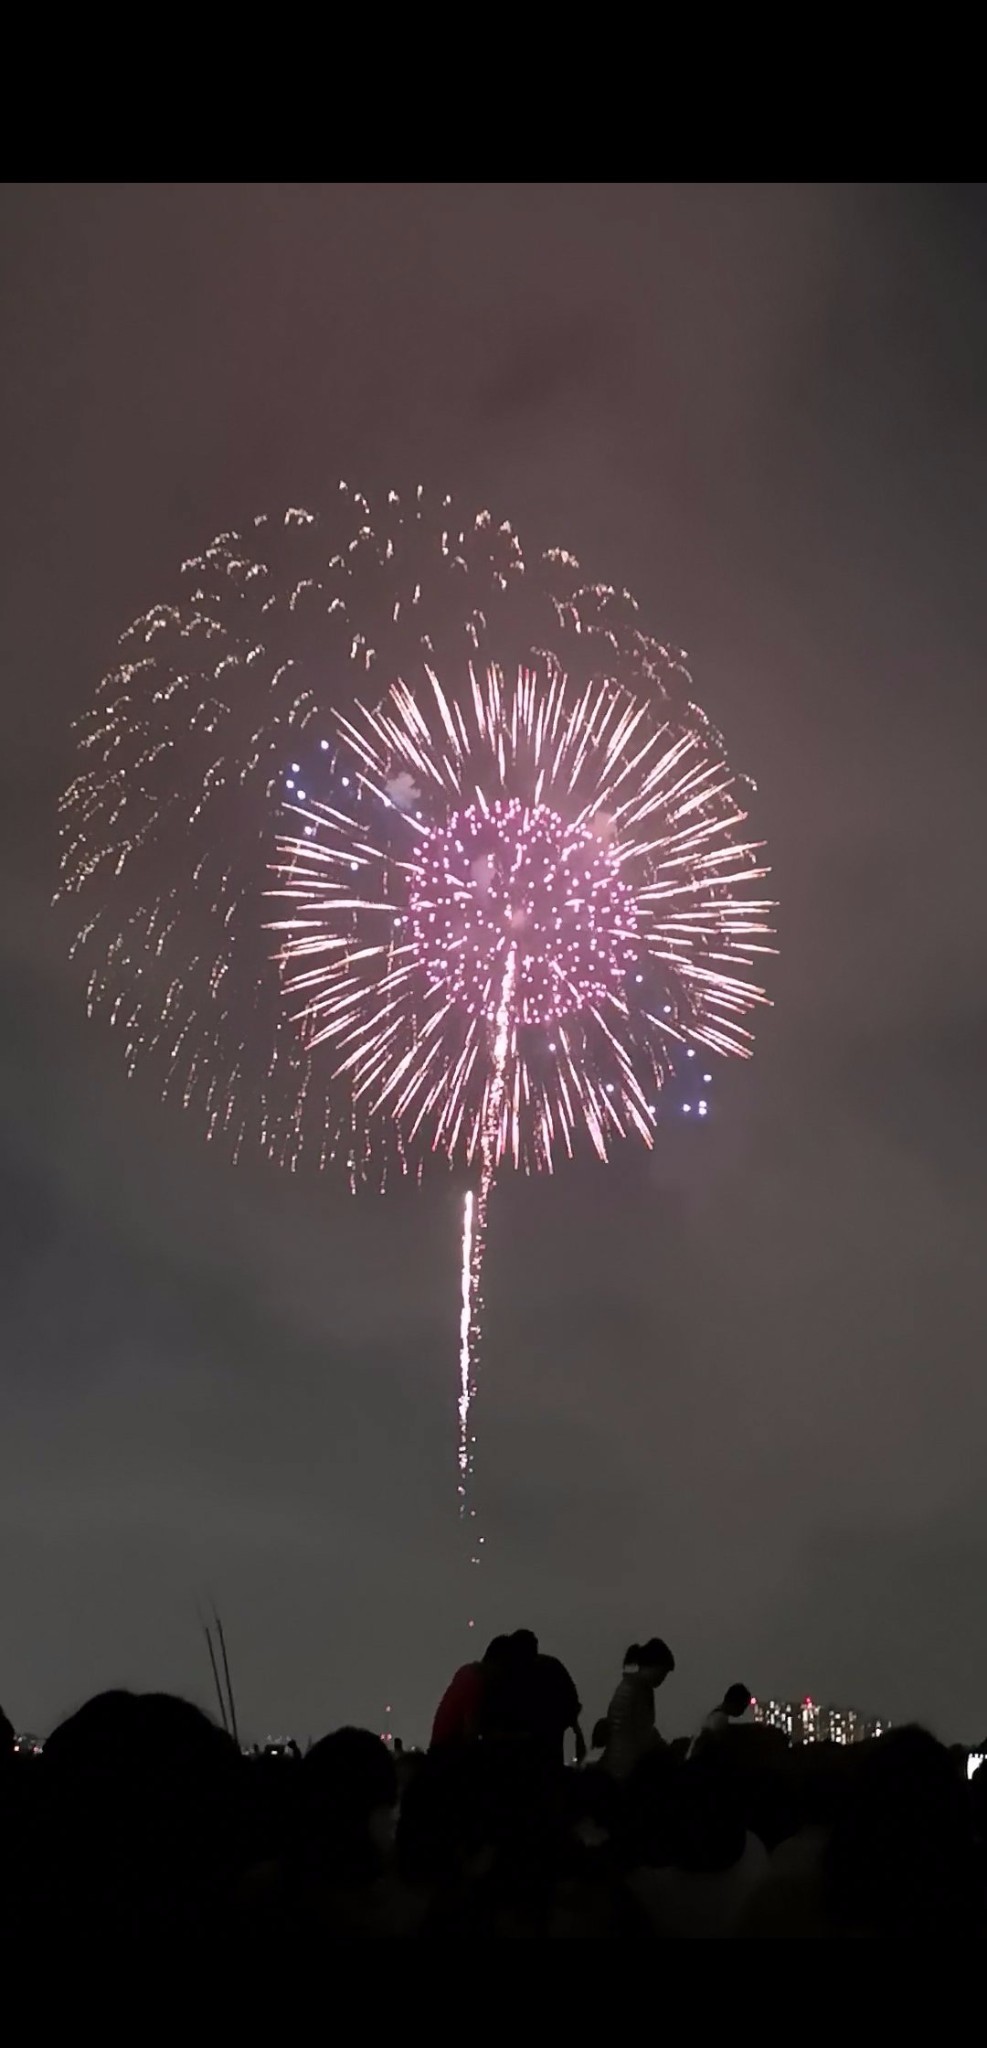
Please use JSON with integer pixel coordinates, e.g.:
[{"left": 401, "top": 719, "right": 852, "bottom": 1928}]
[
  {"left": 458, "top": 1190, "right": 476, "bottom": 1502},
  {"left": 457, "top": 943, "right": 516, "bottom": 1553}
]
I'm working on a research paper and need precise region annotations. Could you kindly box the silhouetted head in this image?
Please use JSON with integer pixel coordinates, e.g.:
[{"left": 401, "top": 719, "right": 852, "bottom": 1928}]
[
  {"left": 625, "top": 1639, "right": 675, "bottom": 1686},
  {"left": 509, "top": 1630, "right": 539, "bottom": 1663},
  {"left": 482, "top": 1635, "right": 512, "bottom": 1666},
  {"left": 306, "top": 1726, "right": 397, "bottom": 1809},
  {"left": 43, "top": 1690, "right": 235, "bottom": 1778},
  {"left": 824, "top": 1724, "right": 980, "bottom": 1936},
  {"left": 304, "top": 1727, "right": 399, "bottom": 1866},
  {"left": 722, "top": 1683, "right": 752, "bottom": 1717}
]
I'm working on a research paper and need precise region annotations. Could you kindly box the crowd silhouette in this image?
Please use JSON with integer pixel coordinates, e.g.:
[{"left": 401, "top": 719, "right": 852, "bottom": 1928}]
[{"left": 3, "top": 1633, "right": 985, "bottom": 1937}]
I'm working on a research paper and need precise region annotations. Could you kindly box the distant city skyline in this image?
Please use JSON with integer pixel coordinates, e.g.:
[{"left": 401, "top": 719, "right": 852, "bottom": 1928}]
[{"left": 752, "top": 1696, "right": 890, "bottom": 1745}]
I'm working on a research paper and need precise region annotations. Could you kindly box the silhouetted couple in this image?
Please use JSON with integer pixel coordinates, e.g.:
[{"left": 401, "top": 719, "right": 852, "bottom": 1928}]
[{"left": 431, "top": 1630, "right": 584, "bottom": 1764}]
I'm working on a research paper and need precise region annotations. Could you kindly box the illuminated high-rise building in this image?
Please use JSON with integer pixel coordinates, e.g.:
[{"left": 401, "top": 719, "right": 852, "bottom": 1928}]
[{"left": 751, "top": 1696, "right": 889, "bottom": 1745}]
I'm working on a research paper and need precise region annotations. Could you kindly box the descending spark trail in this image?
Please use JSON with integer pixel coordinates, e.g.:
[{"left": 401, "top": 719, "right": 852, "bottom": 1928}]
[
  {"left": 457, "top": 943, "right": 517, "bottom": 1555},
  {"left": 458, "top": 1190, "right": 476, "bottom": 1501}
]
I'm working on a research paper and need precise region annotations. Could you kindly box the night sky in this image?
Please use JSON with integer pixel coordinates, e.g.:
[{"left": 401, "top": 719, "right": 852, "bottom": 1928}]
[{"left": 2, "top": 183, "right": 987, "bottom": 1746}]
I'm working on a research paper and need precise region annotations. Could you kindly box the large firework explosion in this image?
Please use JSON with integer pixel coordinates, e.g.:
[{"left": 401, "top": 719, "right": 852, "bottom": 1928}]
[
  {"left": 270, "top": 659, "right": 773, "bottom": 1502},
  {"left": 59, "top": 487, "right": 710, "bottom": 1174},
  {"left": 58, "top": 486, "right": 774, "bottom": 1545}
]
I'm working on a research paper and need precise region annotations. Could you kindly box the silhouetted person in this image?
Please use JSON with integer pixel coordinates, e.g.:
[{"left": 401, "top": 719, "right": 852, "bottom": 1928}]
[
  {"left": 33, "top": 1690, "right": 238, "bottom": 1937},
  {"left": 736, "top": 1725, "right": 982, "bottom": 1938},
  {"left": 239, "top": 1727, "right": 411, "bottom": 1934},
  {"left": 430, "top": 1635, "right": 511, "bottom": 1748},
  {"left": 602, "top": 1639, "right": 675, "bottom": 1780},
  {"left": 822, "top": 1725, "right": 982, "bottom": 1937},
  {"left": 626, "top": 1753, "right": 768, "bottom": 1936},
  {"left": 689, "top": 1683, "right": 753, "bottom": 1755},
  {"left": 43, "top": 1688, "right": 235, "bottom": 1776},
  {"left": 478, "top": 1630, "right": 584, "bottom": 1764},
  {"left": 303, "top": 1726, "right": 399, "bottom": 1865}
]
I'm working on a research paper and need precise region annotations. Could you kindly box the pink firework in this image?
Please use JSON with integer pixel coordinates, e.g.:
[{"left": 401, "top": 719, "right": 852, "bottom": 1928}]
[
  {"left": 58, "top": 488, "right": 775, "bottom": 1564},
  {"left": 58, "top": 488, "right": 710, "bottom": 1183},
  {"left": 409, "top": 797, "right": 639, "bottom": 1027},
  {"left": 270, "top": 659, "right": 774, "bottom": 1525}
]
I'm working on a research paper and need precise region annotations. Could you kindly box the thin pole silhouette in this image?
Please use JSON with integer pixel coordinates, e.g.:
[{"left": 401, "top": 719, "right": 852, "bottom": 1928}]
[
  {"left": 202, "top": 1621, "right": 229, "bottom": 1733},
  {"left": 213, "top": 1607, "right": 240, "bottom": 1750}
]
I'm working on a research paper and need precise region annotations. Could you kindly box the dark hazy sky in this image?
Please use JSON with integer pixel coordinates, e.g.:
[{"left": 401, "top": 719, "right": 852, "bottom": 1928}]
[{"left": 2, "top": 183, "right": 987, "bottom": 1745}]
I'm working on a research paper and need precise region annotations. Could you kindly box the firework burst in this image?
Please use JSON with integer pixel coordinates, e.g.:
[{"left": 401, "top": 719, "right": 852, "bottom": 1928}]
[
  {"left": 57, "top": 487, "right": 775, "bottom": 1561},
  {"left": 269, "top": 660, "right": 773, "bottom": 1504},
  {"left": 58, "top": 487, "right": 708, "bottom": 1183},
  {"left": 271, "top": 661, "right": 772, "bottom": 1172}
]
